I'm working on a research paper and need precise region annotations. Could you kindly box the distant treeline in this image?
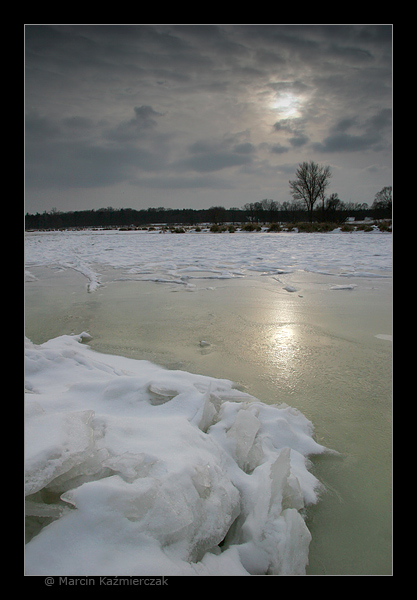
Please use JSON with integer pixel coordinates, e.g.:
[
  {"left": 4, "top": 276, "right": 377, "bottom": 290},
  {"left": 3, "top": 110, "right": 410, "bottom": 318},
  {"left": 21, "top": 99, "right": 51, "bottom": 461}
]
[{"left": 25, "top": 201, "right": 392, "bottom": 231}]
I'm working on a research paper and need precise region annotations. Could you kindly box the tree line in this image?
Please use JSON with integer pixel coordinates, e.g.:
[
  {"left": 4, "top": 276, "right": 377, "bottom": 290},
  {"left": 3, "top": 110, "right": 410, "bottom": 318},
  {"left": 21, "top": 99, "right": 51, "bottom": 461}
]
[
  {"left": 25, "top": 196, "right": 391, "bottom": 231},
  {"left": 288, "top": 161, "right": 391, "bottom": 223},
  {"left": 25, "top": 161, "right": 391, "bottom": 230}
]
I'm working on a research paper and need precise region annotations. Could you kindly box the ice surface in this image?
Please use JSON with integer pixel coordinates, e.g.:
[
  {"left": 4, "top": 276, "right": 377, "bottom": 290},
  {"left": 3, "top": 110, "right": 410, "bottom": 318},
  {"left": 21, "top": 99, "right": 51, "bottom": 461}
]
[
  {"left": 25, "top": 334, "right": 330, "bottom": 575},
  {"left": 25, "top": 229, "right": 392, "bottom": 292}
]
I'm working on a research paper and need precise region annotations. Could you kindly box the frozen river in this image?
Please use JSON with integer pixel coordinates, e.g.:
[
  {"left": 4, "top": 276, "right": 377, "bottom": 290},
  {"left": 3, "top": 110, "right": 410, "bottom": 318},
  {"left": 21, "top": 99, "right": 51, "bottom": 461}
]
[{"left": 25, "top": 229, "right": 392, "bottom": 575}]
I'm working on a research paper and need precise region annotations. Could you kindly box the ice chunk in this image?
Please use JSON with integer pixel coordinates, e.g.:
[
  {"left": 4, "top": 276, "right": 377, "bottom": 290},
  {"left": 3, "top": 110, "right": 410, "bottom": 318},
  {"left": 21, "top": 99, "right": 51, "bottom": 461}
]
[
  {"left": 231, "top": 449, "right": 309, "bottom": 575},
  {"left": 283, "top": 473, "right": 305, "bottom": 511},
  {"left": 147, "top": 383, "right": 178, "bottom": 405},
  {"left": 227, "top": 408, "right": 261, "bottom": 472},
  {"left": 61, "top": 475, "right": 160, "bottom": 522},
  {"left": 25, "top": 500, "right": 70, "bottom": 519},
  {"left": 25, "top": 409, "right": 96, "bottom": 496},
  {"left": 196, "top": 546, "right": 250, "bottom": 575},
  {"left": 195, "top": 390, "right": 218, "bottom": 432},
  {"left": 270, "top": 447, "right": 304, "bottom": 512},
  {"left": 192, "top": 463, "right": 212, "bottom": 498},
  {"left": 267, "top": 508, "right": 312, "bottom": 575},
  {"left": 58, "top": 466, "right": 240, "bottom": 565},
  {"left": 235, "top": 508, "right": 312, "bottom": 575},
  {"left": 77, "top": 331, "right": 92, "bottom": 342},
  {"left": 330, "top": 284, "right": 357, "bottom": 290},
  {"left": 270, "top": 447, "right": 291, "bottom": 511},
  {"left": 375, "top": 333, "right": 392, "bottom": 341},
  {"left": 44, "top": 447, "right": 110, "bottom": 494},
  {"left": 102, "top": 452, "right": 156, "bottom": 482}
]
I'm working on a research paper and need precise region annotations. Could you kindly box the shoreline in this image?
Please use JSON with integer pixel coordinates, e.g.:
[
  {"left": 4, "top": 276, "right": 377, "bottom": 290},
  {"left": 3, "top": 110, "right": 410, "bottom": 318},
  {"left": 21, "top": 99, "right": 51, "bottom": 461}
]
[{"left": 25, "top": 218, "right": 392, "bottom": 235}]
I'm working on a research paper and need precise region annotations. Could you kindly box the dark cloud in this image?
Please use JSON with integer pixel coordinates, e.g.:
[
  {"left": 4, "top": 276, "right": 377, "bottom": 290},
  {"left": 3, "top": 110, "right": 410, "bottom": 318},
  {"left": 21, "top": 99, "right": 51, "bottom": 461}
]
[
  {"left": 26, "top": 139, "right": 161, "bottom": 190},
  {"left": 26, "top": 112, "right": 61, "bottom": 140},
  {"left": 326, "top": 42, "right": 373, "bottom": 62},
  {"left": 130, "top": 173, "right": 233, "bottom": 191},
  {"left": 25, "top": 108, "right": 164, "bottom": 191},
  {"left": 273, "top": 121, "right": 296, "bottom": 134},
  {"left": 234, "top": 142, "right": 256, "bottom": 155},
  {"left": 107, "top": 106, "right": 164, "bottom": 142},
  {"left": 313, "top": 132, "right": 378, "bottom": 153},
  {"left": 132, "top": 105, "right": 163, "bottom": 128},
  {"left": 177, "top": 139, "right": 254, "bottom": 173},
  {"left": 270, "top": 144, "right": 290, "bottom": 155},
  {"left": 313, "top": 108, "right": 392, "bottom": 153},
  {"left": 332, "top": 117, "right": 358, "bottom": 133},
  {"left": 289, "top": 133, "right": 309, "bottom": 148},
  {"left": 62, "top": 116, "right": 96, "bottom": 131},
  {"left": 25, "top": 25, "right": 392, "bottom": 212},
  {"left": 272, "top": 119, "right": 309, "bottom": 150}
]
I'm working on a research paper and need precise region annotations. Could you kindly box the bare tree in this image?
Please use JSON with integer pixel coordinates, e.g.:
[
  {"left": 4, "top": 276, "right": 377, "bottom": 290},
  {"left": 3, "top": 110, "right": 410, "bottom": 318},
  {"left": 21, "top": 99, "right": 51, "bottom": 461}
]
[
  {"left": 372, "top": 186, "right": 392, "bottom": 210},
  {"left": 289, "top": 161, "right": 332, "bottom": 222}
]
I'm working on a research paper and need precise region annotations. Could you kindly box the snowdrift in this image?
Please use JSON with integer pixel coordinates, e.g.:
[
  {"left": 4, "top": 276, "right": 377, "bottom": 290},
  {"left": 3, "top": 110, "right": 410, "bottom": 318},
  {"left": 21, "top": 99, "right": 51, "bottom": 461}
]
[{"left": 25, "top": 333, "right": 330, "bottom": 575}]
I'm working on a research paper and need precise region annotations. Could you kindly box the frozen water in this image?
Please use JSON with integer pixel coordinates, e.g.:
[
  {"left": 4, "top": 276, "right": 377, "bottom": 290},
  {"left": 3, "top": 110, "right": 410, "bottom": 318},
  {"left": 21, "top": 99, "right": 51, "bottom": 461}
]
[
  {"left": 25, "top": 333, "right": 329, "bottom": 575},
  {"left": 25, "top": 229, "right": 392, "bottom": 292},
  {"left": 24, "top": 229, "right": 392, "bottom": 574}
]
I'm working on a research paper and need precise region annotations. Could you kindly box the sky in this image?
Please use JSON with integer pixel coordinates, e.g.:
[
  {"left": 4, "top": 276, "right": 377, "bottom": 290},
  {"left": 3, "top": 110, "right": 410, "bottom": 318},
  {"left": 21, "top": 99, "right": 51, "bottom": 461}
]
[{"left": 25, "top": 25, "right": 392, "bottom": 214}]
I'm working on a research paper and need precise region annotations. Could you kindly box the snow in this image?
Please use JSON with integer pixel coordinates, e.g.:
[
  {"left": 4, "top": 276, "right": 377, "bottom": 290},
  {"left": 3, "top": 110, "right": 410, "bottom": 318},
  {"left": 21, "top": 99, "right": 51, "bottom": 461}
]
[
  {"left": 25, "top": 333, "right": 330, "bottom": 575},
  {"left": 25, "top": 229, "right": 392, "bottom": 292}
]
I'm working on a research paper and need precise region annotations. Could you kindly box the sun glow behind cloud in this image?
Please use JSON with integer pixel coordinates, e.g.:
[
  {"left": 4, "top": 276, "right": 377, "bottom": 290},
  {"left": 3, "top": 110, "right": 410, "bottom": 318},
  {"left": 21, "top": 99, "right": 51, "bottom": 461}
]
[{"left": 270, "top": 92, "right": 302, "bottom": 119}]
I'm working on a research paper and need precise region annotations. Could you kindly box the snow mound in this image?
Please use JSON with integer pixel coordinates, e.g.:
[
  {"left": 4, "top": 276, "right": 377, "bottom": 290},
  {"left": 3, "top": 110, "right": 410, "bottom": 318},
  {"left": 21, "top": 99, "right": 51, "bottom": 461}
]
[{"left": 25, "top": 334, "right": 330, "bottom": 576}]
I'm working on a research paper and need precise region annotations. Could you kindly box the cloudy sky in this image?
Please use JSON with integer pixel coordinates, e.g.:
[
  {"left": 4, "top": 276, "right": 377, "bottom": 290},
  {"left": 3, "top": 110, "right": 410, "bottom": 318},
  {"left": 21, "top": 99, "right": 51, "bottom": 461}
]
[{"left": 25, "top": 25, "right": 392, "bottom": 214}]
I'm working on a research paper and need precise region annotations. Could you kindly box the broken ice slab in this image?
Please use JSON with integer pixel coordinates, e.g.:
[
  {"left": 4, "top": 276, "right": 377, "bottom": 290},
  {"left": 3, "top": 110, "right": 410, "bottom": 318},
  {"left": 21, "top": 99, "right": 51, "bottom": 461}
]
[{"left": 227, "top": 409, "right": 263, "bottom": 472}]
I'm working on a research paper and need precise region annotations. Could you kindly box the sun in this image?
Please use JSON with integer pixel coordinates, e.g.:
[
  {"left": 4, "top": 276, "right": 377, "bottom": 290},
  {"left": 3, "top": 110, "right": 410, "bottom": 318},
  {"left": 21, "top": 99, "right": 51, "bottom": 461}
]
[{"left": 271, "top": 93, "right": 300, "bottom": 118}]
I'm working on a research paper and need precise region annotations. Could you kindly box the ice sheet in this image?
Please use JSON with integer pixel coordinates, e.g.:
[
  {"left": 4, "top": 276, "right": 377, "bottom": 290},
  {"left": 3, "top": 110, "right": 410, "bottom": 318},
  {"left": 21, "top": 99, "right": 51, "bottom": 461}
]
[
  {"left": 25, "top": 230, "right": 392, "bottom": 292},
  {"left": 25, "top": 333, "right": 330, "bottom": 575}
]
